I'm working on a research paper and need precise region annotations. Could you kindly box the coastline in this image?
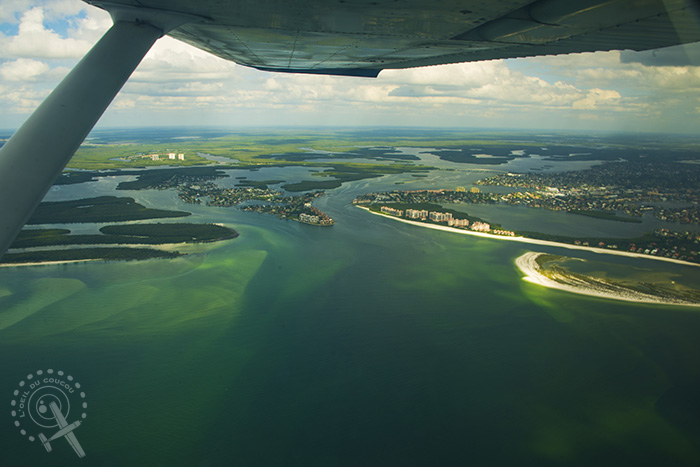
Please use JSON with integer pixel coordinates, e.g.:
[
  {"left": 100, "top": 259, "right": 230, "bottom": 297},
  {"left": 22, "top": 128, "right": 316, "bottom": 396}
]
[
  {"left": 515, "top": 252, "right": 700, "bottom": 307},
  {"left": 0, "top": 224, "right": 239, "bottom": 268},
  {"left": 0, "top": 259, "right": 101, "bottom": 268},
  {"left": 359, "top": 206, "right": 699, "bottom": 268}
]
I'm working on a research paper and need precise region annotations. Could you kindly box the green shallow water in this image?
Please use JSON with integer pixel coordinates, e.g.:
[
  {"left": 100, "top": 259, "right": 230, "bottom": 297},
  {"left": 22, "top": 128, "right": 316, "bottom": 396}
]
[{"left": 2, "top": 172, "right": 700, "bottom": 466}]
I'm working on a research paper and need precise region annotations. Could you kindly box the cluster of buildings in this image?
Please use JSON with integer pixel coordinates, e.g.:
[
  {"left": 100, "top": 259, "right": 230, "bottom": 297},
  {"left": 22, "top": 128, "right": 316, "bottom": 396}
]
[
  {"left": 405, "top": 208, "right": 426, "bottom": 219},
  {"left": 298, "top": 211, "right": 334, "bottom": 225},
  {"left": 299, "top": 213, "right": 319, "bottom": 223},
  {"left": 476, "top": 162, "right": 700, "bottom": 224},
  {"left": 381, "top": 206, "right": 404, "bottom": 217},
  {"left": 470, "top": 222, "right": 492, "bottom": 232},
  {"left": 131, "top": 152, "right": 185, "bottom": 161},
  {"left": 143, "top": 152, "right": 185, "bottom": 161},
  {"left": 380, "top": 206, "right": 505, "bottom": 234},
  {"left": 456, "top": 186, "right": 481, "bottom": 194}
]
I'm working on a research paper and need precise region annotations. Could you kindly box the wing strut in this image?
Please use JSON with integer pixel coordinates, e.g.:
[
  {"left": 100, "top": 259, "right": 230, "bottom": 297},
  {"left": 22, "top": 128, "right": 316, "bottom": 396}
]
[{"left": 0, "top": 5, "right": 199, "bottom": 257}]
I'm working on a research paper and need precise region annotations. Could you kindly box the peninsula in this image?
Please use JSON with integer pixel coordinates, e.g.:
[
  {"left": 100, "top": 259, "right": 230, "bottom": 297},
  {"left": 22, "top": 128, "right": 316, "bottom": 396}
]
[{"left": 354, "top": 190, "right": 699, "bottom": 265}]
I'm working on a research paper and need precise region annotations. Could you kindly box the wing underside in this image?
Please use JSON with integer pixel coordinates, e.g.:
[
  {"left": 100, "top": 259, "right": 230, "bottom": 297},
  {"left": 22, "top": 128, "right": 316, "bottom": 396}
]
[{"left": 89, "top": 0, "right": 700, "bottom": 76}]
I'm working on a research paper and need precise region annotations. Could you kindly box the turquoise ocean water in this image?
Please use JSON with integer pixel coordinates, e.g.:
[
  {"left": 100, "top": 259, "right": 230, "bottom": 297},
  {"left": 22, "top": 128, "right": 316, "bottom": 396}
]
[{"left": 1, "top": 154, "right": 700, "bottom": 466}]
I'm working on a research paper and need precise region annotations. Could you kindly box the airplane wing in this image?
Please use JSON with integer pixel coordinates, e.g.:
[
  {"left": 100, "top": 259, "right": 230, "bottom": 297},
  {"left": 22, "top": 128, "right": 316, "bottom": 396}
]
[
  {"left": 1, "top": 0, "right": 700, "bottom": 256},
  {"left": 63, "top": 432, "right": 87, "bottom": 458},
  {"left": 48, "top": 402, "right": 86, "bottom": 458},
  {"left": 48, "top": 402, "right": 68, "bottom": 429},
  {"left": 89, "top": 0, "right": 700, "bottom": 77}
]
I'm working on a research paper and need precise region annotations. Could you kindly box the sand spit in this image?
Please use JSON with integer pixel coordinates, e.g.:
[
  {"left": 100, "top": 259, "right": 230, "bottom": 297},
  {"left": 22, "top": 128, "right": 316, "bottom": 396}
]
[{"left": 515, "top": 252, "right": 700, "bottom": 307}]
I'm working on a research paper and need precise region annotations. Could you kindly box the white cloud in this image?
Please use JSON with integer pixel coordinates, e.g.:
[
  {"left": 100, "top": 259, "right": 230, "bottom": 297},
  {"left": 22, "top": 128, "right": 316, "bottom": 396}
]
[
  {"left": 0, "top": 7, "right": 95, "bottom": 59},
  {"left": 132, "top": 37, "right": 238, "bottom": 83},
  {"left": 381, "top": 62, "right": 588, "bottom": 109},
  {"left": 512, "top": 48, "right": 700, "bottom": 94},
  {"left": 0, "top": 0, "right": 88, "bottom": 23},
  {"left": 0, "top": 84, "right": 49, "bottom": 114},
  {"left": 0, "top": 57, "right": 49, "bottom": 81},
  {"left": 382, "top": 61, "right": 505, "bottom": 87},
  {"left": 0, "top": 0, "right": 36, "bottom": 23},
  {"left": 647, "top": 66, "right": 700, "bottom": 90},
  {"left": 572, "top": 88, "right": 622, "bottom": 110}
]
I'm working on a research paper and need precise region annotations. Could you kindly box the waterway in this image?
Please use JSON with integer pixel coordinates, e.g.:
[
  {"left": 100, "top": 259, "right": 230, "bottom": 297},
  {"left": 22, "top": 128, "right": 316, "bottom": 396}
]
[{"left": 1, "top": 152, "right": 700, "bottom": 466}]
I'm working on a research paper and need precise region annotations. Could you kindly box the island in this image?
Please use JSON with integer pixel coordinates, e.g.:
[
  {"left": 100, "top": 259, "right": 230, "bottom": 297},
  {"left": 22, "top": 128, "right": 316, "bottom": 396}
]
[
  {"left": 26, "top": 196, "right": 191, "bottom": 224},
  {"left": 2, "top": 197, "right": 238, "bottom": 266}
]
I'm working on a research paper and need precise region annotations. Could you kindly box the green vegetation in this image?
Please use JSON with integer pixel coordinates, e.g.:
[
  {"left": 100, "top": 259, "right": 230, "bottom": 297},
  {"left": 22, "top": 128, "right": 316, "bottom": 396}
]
[
  {"left": 100, "top": 223, "right": 238, "bottom": 242},
  {"left": 54, "top": 172, "right": 96, "bottom": 185},
  {"left": 114, "top": 167, "right": 228, "bottom": 190},
  {"left": 567, "top": 210, "right": 643, "bottom": 223},
  {"left": 0, "top": 247, "right": 181, "bottom": 264},
  {"left": 67, "top": 130, "right": 451, "bottom": 173},
  {"left": 235, "top": 179, "right": 284, "bottom": 189},
  {"left": 157, "top": 130, "right": 546, "bottom": 166},
  {"left": 534, "top": 254, "right": 561, "bottom": 268},
  {"left": 13, "top": 229, "right": 72, "bottom": 242},
  {"left": 10, "top": 224, "right": 237, "bottom": 249},
  {"left": 283, "top": 163, "right": 430, "bottom": 192},
  {"left": 64, "top": 129, "right": 700, "bottom": 173},
  {"left": 27, "top": 196, "right": 190, "bottom": 224},
  {"left": 6, "top": 194, "right": 238, "bottom": 265},
  {"left": 283, "top": 180, "right": 344, "bottom": 191},
  {"left": 69, "top": 145, "right": 214, "bottom": 170},
  {"left": 61, "top": 161, "right": 430, "bottom": 195}
]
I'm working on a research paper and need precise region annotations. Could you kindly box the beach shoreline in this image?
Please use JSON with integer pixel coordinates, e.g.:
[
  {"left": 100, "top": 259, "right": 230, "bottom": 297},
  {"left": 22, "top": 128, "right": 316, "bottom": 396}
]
[
  {"left": 0, "top": 224, "right": 239, "bottom": 268},
  {"left": 359, "top": 206, "right": 699, "bottom": 268},
  {"left": 515, "top": 252, "right": 700, "bottom": 307},
  {"left": 0, "top": 259, "right": 101, "bottom": 268}
]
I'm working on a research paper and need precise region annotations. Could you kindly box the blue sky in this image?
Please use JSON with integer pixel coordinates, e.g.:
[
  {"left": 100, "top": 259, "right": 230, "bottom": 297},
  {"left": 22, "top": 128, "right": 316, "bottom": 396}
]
[{"left": 1, "top": 0, "right": 699, "bottom": 133}]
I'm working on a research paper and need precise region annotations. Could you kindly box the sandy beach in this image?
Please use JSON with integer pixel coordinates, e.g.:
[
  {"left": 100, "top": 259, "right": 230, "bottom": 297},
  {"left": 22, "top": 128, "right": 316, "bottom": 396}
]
[
  {"left": 0, "top": 259, "right": 101, "bottom": 268},
  {"left": 360, "top": 206, "right": 699, "bottom": 268},
  {"left": 515, "top": 252, "right": 700, "bottom": 307}
]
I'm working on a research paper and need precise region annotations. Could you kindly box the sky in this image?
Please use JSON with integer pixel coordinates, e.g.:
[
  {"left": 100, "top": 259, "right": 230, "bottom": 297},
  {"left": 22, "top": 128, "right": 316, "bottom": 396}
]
[{"left": 0, "top": 0, "right": 699, "bottom": 134}]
